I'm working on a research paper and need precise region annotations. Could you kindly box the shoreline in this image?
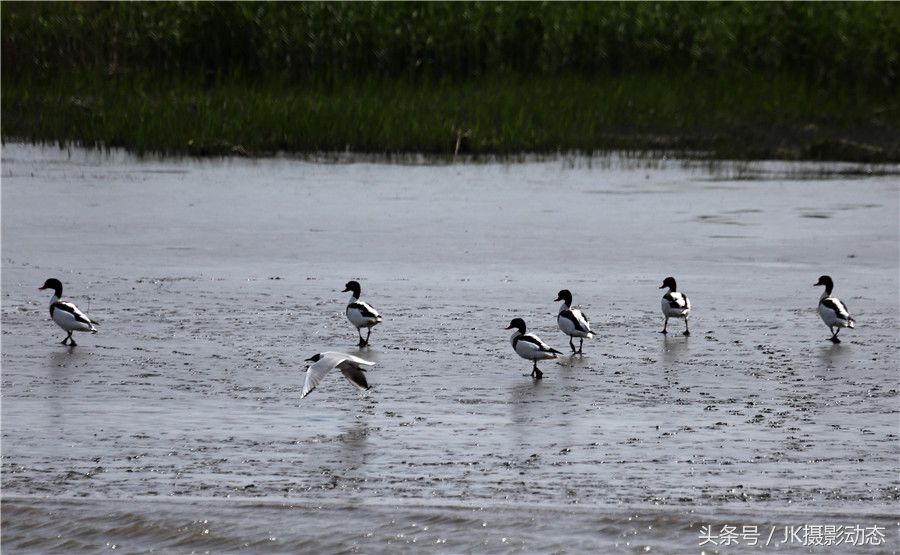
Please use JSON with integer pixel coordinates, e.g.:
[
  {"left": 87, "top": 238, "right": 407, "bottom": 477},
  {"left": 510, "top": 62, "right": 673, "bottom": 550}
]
[{"left": 4, "top": 140, "right": 900, "bottom": 171}]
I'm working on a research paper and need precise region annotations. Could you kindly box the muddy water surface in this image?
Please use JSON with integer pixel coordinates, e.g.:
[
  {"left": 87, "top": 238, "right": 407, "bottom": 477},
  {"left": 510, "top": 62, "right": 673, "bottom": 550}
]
[{"left": 2, "top": 145, "right": 898, "bottom": 552}]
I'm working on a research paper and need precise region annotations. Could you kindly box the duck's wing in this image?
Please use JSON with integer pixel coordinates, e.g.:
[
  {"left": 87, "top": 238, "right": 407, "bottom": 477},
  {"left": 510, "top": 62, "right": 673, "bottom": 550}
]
[
  {"left": 664, "top": 292, "right": 689, "bottom": 310},
  {"left": 821, "top": 297, "right": 851, "bottom": 320},
  {"left": 571, "top": 308, "right": 592, "bottom": 332},
  {"left": 53, "top": 300, "right": 95, "bottom": 327},
  {"left": 518, "top": 333, "right": 562, "bottom": 355},
  {"left": 348, "top": 301, "right": 381, "bottom": 319}
]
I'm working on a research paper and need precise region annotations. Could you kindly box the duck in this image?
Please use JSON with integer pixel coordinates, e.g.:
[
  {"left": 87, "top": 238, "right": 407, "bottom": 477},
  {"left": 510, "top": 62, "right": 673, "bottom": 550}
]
[
  {"left": 342, "top": 280, "right": 383, "bottom": 347},
  {"left": 39, "top": 278, "right": 98, "bottom": 346},
  {"left": 555, "top": 289, "right": 594, "bottom": 354},
  {"left": 659, "top": 276, "right": 691, "bottom": 336},
  {"left": 301, "top": 352, "right": 375, "bottom": 399},
  {"left": 506, "top": 317, "right": 562, "bottom": 379},
  {"left": 814, "top": 275, "right": 855, "bottom": 343}
]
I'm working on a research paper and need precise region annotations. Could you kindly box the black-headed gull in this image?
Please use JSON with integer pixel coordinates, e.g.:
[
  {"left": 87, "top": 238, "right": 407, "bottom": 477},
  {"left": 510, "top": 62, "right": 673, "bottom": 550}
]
[{"left": 301, "top": 351, "right": 375, "bottom": 399}]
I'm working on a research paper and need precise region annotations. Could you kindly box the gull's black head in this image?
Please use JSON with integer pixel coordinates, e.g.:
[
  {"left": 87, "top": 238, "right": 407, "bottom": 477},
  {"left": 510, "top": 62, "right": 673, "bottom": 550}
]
[
  {"left": 342, "top": 280, "right": 361, "bottom": 296},
  {"left": 505, "top": 317, "right": 527, "bottom": 333},
  {"left": 660, "top": 277, "right": 677, "bottom": 290},
  {"left": 39, "top": 278, "right": 63, "bottom": 296},
  {"left": 555, "top": 289, "right": 573, "bottom": 305},
  {"left": 304, "top": 353, "right": 323, "bottom": 363},
  {"left": 814, "top": 275, "right": 833, "bottom": 288}
]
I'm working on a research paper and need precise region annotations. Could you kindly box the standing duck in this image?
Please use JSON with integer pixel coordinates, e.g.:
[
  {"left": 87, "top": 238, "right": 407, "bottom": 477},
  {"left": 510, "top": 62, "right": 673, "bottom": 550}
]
[
  {"left": 555, "top": 289, "right": 594, "bottom": 354},
  {"left": 659, "top": 276, "right": 691, "bottom": 336},
  {"left": 506, "top": 317, "right": 562, "bottom": 379},
  {"left": 39, "top": 278, "right": 98, "bottom": 346},
  {"left": 342, "top": 280, "right": 383, "bottom": 347},
  {"left": 814, "top": 275, "right": 855, "bottom": 343}
]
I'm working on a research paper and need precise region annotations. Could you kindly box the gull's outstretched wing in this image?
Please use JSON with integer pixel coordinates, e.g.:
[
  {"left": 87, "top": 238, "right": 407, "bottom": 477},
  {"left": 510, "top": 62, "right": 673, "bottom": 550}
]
[
  {"left": 339, "top": 365, "right": 371, "bottom": 391},
  {"left": 301, "top": 352, "right": 375, "bottom": 399}
]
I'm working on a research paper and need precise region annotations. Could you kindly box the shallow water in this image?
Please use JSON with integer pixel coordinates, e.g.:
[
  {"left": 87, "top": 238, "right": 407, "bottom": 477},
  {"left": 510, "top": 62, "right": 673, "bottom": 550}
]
[{"left": 2, "top": 144, "right": 898, "bottom": 552}]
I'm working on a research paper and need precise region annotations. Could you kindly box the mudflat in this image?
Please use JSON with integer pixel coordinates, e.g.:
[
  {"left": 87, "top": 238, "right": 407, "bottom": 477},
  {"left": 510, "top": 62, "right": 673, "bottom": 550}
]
[{"left": 2, "top": 144, "right": 897, "bottom": 552}]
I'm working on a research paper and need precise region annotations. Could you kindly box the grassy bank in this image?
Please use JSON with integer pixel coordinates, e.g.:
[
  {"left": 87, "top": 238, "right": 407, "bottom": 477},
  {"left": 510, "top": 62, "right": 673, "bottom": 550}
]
[
  {"left": 3, "top": 3, "right": 898, "bottom": 161},
  {"left": 4, "top": 72, "right": 896, "bottom": 161}
]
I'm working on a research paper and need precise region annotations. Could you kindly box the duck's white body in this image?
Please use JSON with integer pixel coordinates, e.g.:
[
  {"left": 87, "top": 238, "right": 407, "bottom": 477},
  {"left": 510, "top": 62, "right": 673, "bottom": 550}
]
[
  {"left": 511, "top": 329, "right": 560, "bottom": 362},
  {"left": 818, "top": 292, "right": 854, "bottom": 329},
  {"left": 346, "top": 295, "right": 383, "bottom": 330},
  {"left": 301, "top": 352, "right": 375, "bottom": 399},
  {"left": 49, "top": 294, "right": 97, "bottom": 333},
  {"left": 557, "top": 301, "right": 594, "bottom": 340},
  {"left": 661, "top": 291, "right": 690, "bottom": 319}
]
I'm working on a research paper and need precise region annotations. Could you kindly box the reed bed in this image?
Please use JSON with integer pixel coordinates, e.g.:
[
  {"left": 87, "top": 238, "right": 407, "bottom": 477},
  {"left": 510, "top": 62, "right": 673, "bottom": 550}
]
[{"left": 3, "top": 2, "right": 898, "bottom": 160}]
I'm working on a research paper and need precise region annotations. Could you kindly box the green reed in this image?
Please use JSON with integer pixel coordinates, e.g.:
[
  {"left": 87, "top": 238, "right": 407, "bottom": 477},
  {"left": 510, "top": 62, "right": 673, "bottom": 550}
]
[{"left": 2, "top": 3, "right": 898, "bottom": 160}]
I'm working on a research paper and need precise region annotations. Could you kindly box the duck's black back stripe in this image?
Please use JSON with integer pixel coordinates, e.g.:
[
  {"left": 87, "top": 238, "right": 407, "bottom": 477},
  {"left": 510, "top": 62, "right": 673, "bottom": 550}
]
[
  {"left": 514, "top": 334, "right": 553, "bottom": 351},
  {"left": 821, "top": 298, "right": 850, "bottom": 318},
  {"left": 52, "top": 301, "right": 93, "bottom": 325},
  {"left": 560, "top": 310, "right": 587, "bottom": 333},
  {"left": 348, "top": 302, "right": 378, "bottom": 318},
  {"left": 664, "top": 292, "right": 686, "bottom": 309}
]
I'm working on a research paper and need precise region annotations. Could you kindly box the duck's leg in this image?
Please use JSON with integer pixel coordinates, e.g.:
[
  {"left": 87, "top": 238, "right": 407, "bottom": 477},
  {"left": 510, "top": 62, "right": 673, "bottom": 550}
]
[
  {"left": 60, "top": 334, "right": 70, "bottom": 345},
  {"left": 830, "top": 327, "right": 841, "bottom": 343},
  {"left": 357, "top": 329, "right": 366, "bottom": 347},
  {"left": 569, "top": 337, "right": 576, "bottom": 353},
  {"left": 578, "top": 337, "right": 584, "bottom": 354},
  {"left": 364, "top": 328, "right": 372, "bottom": 346},
  {"left": 683, "top": 318, "right": 691, "bottom": 337},
  {"left": 68, "top": 332, "right": 77, "bottom": 346},
  {"left": 661, "top": 317, "right": 669, "bottom": 334},
  {"left": 532, "top": 361, "right": 543, "bottom": 379}
]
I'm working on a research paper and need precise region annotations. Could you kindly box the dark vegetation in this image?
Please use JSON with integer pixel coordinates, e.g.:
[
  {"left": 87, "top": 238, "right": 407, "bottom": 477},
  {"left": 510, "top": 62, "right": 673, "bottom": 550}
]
[{"left": 3, "top": 2, "right": 898, "bottom": 160}]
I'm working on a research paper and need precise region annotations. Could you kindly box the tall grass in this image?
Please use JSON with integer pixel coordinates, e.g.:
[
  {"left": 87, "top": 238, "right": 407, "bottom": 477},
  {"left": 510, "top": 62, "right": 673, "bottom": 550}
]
[
  {"left": 2, "top": 3, "right": 898, "bottom": 160},
  {"left": 4, "top": 2, "right": 897, "bottom": 89},
  {"left": 4, "top": 71, "right": 894, "bottom": 160}
]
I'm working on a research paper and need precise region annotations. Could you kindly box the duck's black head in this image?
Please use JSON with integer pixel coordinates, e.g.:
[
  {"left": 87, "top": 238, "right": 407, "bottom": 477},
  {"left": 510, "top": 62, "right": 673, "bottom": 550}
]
[
  {"left": 505, "top": 317, "right": 527, "bottom": 333},
  {"left": 814, "top": 275, "right": 834, "bottom": 293},
  {"left": 304, "top": 353, "right": 323, "bottom": 363},
  {"left": 342, "top": 280, "right": 361, "bottom": 297},
  {"left": 39, "top": 278, "right": 63, "bottom": 297},
  {"left": 660, "top": 276, "right": 677, "bottom": 291},
  {"left": 555, "top": 289, "right": 573, "bottom": 305}
]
